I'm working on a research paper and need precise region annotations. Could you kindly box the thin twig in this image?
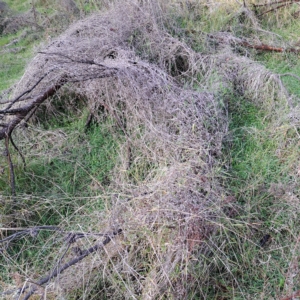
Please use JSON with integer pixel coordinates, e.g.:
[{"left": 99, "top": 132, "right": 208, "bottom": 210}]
[
  {"left": 0, "top": 73, "right": 50, "bottom": 119},
  {"left": 254, "top": 0, "right": 298, "bottom": 7},
  {"left": 38, "top": 51, "right": 119, "bottom": 70},
  {"left": 10, "top": 135, "right": 26, "bottom": 169},
  {"left": 51, "top": 242, "right": 72, "bottom": 283},
  {"left": 68, "top": 72, "right": 118, "bottom": 82},
  {"left": 0, "top": 226, "right": 60, "bottom": 243},
  {"left": 0, "top": 95, "right": 33, "bottom": 105},
  {"left": 5, "top": 136, "right": 16, "bottom": 197},
  {"left": 258, "top": 2, "right": 296, "bottom": 17},
  {"left": 21, "top": 105, "right": 39, "bottom": 128},
  {"left": 0, "top": 226, "right": 111, "bottom": 244},
  {"left": 279, "top": 73, "right": 300, "bottom": 82}
]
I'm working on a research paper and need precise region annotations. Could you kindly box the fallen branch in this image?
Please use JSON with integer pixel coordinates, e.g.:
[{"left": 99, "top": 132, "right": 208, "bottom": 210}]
[
  {"left": 258, "top": 2, "right": 299, "bottom": 17},
  {"left": 253, "top": 0, "right": 295, "bottom": 7},
  {"left": 0, "top": 77, "right": 67, "bottom": 140},
  {"left": 240, "top": 40, "right": 299, "bottom": 53},
  {"left": 0, "top": 52, "right": 122, "bottom": 140},
  {"left": 0, "top": 50, "right": 121, "bottom": 196},
  {"left": 0, "top": 225, "right": 111, "bottom": 244},
  {"left": 20, "top": 229, "right": 122, "bottom": 300},
  {"left": 0, "top": 77, "right": 68, "bottom": 195},
  {"left": 0, "top": 72, "right": 52, "bottom": 120},
  {"left": 207, "top": 32, "right": 300, "bottom": 53},
  {"left": 252, "top": 0, "right": 300, "bottom": 17},
  {"left": 0, "top": 226, "right": 59, "bottom": 244}
]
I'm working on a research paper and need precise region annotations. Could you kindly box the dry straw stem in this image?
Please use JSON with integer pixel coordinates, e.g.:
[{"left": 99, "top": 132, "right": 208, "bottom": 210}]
[{"left": 0, "top": 0, "right": 291, "bottom": 298}]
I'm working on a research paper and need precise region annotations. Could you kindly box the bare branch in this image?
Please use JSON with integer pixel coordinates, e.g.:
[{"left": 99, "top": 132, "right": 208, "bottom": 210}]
[
  {"left": 0, "top": 226, "right": 60, "bottom": 243},
  {"left": 207, "top": 32, "right": 300, "bottom": 53},
  {"left": 0, "top": 76, "right": 68, "bottom": 140},
  {"left": 258, "top": 2, "right": 298, "bottom": 17},
  {"left": 10, "top": 135, "right": 26, "bottom": 169},
  {"left": 38, "top": 51, "right": 119, "bottom": 70},
  {"left": 253, "top": 0, "right": 299, "bottom": 7},
  {"left": 0, "top": 72, "right": 52, "bottom": 119},
  {"left": 5, "top": 136, "right": 16, "bottom": 197},
  {"left": 21, "top": 229, "right": 122, "bottom": 300},
  {"left": 0, "top": 225, "right": 114, "bottom": 245}
]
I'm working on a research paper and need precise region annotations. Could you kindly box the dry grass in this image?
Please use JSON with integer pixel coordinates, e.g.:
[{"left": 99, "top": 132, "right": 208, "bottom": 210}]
[{"left": 1, "top": 0, "right": 298, "bottom": 299}]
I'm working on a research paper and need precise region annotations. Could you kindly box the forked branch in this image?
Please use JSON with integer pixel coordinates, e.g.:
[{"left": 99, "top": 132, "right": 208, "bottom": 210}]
[
  {"left": 21, "top": 229, "right": 122, "bottom": 300},
  {"left": 0, "top": 77, "right": 68, "bottom": 140},
  {"left": 0, "top": 48, "right": 123, "bottom": 195}
]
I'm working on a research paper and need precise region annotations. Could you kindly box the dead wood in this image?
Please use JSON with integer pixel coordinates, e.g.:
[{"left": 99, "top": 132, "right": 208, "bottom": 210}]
[
  {"left": 253, "top": 0, "right": 292, "bottom": 7},
  {"left": 0, "top": 76, "right": 67, "bottom": 195},
  {"left": 207, "top": 32, "right": 300, "bottom": 53},
  {"left": 0, "top": 225, "right": 114, "bottom": 245},
  {"left": 252, "top": 0, "right": 300, "bottom": 17},
  {"left": 1, "top": 227, "right": 122, "bottom": 299},
  {"left": 9, "top": 135, "right": 26, "bottom": 168},
  {"left": 0, "top": 77, "right": 67, "bottom": 140},
  {"left": 21, "top": 229, "right": 122, "bottom": 300},
  {"left": 258, "top": 2, "right": 299, "bottom": 17},
  {"left": 0, "top": 61, "right": 117, "bottom": 195},
  {"left": 240, "top": 40, "right": 300, "bottom": 53}
]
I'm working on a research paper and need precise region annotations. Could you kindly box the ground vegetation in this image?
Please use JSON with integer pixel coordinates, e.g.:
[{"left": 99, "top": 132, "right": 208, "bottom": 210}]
[{"left": 0, "top": 0, "right": 300, "bottom": 299}]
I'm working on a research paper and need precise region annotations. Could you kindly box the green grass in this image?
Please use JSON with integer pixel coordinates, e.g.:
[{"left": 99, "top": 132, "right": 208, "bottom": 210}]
[
  {"left": 0, "top": 0, "right": 88, "bottom": 91},
  {"left": 0, "top": 111, "right": 121, "bottom": 287},
  {"left": 227, "top": 100, "right": 280, "bottom": 185},
  {"left": 257, "top": 52, "right": 300, "bottom": 97},
  {"left": 5, "top": 0, "right": 30, "bottom": 12},
  {"left": 0, "top": 28, "right": 44, "bottom": 90},
  {"left": 0, "top": 48, "right": 33, "bottom": 91},
  {"left": 215, "top": 92, "right": 300, "bottom": 298},
  {"left": 260, "top": 7, "right": 300, "bottom": 40},
  {"left": 0, "top": 99, "right": 122, "bottom": 229},
  {"left": 167, "top": 58, "right": 300, "bottom": 297},
  {"left": 1, "top": 117, "right": 120, "bottom": 197},
  {"left": 195, "top": 8, "right": 300, "bottom": 296}
]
